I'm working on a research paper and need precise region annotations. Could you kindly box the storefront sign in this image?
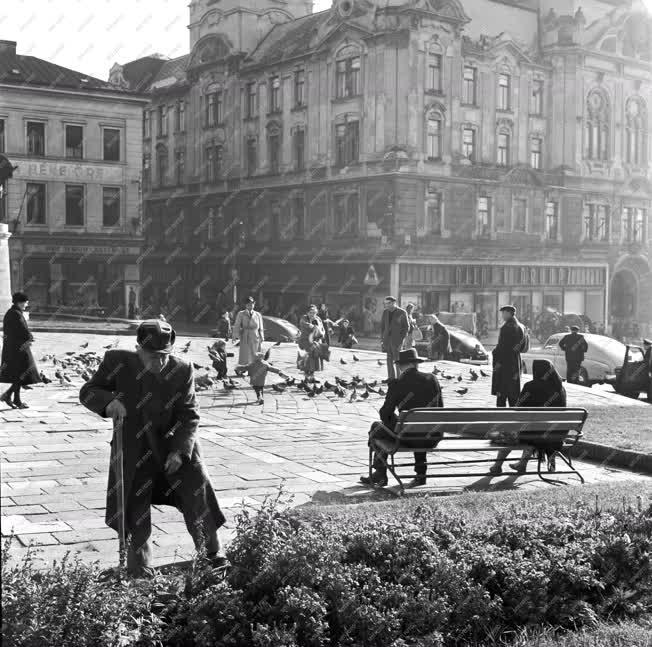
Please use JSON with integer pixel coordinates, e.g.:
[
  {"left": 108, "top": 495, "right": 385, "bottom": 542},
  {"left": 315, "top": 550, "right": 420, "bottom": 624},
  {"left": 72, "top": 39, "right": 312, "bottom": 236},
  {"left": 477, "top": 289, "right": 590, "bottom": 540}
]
[
  {"left": 14, "top": 161, "right": 124, "bottom": 183},
  {"left": 24, "top": 244, "right": 140, "bottom": 256}
]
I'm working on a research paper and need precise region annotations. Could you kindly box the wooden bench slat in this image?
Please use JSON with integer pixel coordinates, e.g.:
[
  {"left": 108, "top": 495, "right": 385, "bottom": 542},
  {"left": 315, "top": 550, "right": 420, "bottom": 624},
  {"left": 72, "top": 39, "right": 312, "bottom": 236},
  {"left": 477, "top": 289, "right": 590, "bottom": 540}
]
[
  {"left": 397, "top": 422, "right": 584, "bottom": 434},
  {"left": 397, "top": 408, "right": 587, "bottom": 424}
]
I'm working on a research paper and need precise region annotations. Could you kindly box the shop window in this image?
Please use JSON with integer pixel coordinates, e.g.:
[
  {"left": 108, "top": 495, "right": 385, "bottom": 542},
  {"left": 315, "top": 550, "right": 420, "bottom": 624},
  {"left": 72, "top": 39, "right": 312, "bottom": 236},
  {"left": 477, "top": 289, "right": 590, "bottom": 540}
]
[
  {"left": 26, "top": 183, "right": 46, "bottom": 225},
  {"left": 530, "top": 79, "right": 544, "bottom": 115},
  {"left": 103, "top": 128, "right": 120, "bottom": 161},
  {"left": 477, "top": 196, "right": 491, "bottom": 237},
  {"left": 335, "top": 120, "right": 359, "bottom": 167},
  {"left": 102, "top": 187, "right": 121, "bottom": 227},
  {"left": 65, "top": 125, "right": 83, "bottom": 159},
  {"left": 583, "top": 203, "right": 609, "bottom": 241},
  {"left": 26, "top": 121, "right": 45, "bottom": 156},
  {"left": 497, "top": 73, "right": 511, "bottom": 110},
  {"left": 333, "top": 193, "right": 359, "bottom": 237},
  {"left": 513, "top": 198, "right": 527, "bottom": 232},
  {"left": 462, "top": 127, "right": 475, "bottom": 162},
  {"left": 462, "top": 65, "right": 476, "bottom": 105},
  {"left": 335, "top": 54, "right": 360, "bottom": 98},
  {"left": 294, "top": 68, "right": 305, "bottom": 107},
  {"left": 545, "top": 201, "right": 558, "bottom": 240},
  {"left": 65, "top": 184, "right": 84, "bottom": 226},
  {"left": 530, "top": 137, "right": 542, "bottom": 169}
]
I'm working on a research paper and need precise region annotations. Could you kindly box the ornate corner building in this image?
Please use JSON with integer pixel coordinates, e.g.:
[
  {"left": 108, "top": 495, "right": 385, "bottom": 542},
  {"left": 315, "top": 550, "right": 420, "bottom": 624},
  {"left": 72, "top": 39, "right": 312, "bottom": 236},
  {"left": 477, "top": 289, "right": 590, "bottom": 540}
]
[{"left": 114, "top": 0, "right": 652, "bottom": 334}]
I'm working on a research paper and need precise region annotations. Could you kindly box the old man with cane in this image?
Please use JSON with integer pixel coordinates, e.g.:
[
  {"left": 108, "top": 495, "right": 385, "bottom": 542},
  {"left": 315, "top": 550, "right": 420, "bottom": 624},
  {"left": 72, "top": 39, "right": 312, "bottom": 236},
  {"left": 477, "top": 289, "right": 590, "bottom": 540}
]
[{"left": 80, "top": 319, "right": 227, "bottom": 579}]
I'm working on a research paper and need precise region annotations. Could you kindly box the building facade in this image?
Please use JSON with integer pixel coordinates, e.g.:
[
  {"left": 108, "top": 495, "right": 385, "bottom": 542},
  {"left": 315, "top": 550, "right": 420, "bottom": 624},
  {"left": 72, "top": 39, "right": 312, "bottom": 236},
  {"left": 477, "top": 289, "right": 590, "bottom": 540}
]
[
  {"left": 114, "top": 0, "right": 652, "bottom": 334},
  {"left": 0, "top": 40, "right": 148, "bottom": 317}
]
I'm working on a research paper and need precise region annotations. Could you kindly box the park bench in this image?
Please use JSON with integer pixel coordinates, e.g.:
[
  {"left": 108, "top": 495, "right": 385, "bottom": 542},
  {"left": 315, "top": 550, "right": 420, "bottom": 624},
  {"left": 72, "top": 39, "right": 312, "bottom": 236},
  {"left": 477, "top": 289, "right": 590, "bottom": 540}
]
[{"left": 368, "top": 407, "right": 587, "bottom": 493}]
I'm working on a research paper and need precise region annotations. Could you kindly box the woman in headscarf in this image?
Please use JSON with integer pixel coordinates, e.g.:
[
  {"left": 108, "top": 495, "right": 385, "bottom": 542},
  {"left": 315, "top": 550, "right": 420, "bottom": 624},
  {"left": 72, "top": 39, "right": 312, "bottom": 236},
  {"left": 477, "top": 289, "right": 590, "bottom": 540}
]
[
  {"left": 297, "top": 304, "right": 326, "bottom": 381},
  {"left": 1, "top": 292, "right": 40, "bottom": 409},
  {"left": 232, "top": 297, "right": 264, "bottom": 365},
  {"left": 489, "top": 359, "right": 566, "bottom": 475},
  {"left": 402, "top": 303, "right": 418, "bottom": 350}
]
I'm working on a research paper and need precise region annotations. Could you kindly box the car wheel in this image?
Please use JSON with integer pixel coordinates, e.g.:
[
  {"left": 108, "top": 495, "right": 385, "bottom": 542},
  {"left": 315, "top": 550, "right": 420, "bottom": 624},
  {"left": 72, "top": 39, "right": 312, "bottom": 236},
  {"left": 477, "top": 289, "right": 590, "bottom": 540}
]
[{"left": 577, "top": 368, "right": 590, "bottom": 387}]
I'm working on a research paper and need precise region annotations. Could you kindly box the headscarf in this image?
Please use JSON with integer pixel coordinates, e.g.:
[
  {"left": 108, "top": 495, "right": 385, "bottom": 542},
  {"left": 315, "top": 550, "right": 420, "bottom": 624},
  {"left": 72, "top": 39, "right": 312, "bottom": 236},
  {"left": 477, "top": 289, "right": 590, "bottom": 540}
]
[{"left": 519, "top": 359, "right": 566, "bottom": 407}]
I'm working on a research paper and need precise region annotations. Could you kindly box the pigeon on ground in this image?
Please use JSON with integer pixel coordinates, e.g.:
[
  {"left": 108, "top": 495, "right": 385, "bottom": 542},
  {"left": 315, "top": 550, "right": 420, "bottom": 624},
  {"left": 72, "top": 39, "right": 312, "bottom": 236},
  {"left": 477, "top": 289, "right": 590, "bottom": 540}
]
[
  {"left": 63, "top": 374, "right": 72, "bottom": 383},
  {"left": 353, "top": 354, "right": 359, "bottom": 362},
  {"left": 480, "top": 369, "right": 489, "bottom": 377},
  {"left": 378, "top": 387, "right": 386, "bottom": 396},
  {"left": 193, "top": 362, "right": 202, "bottom": 370},
  {"left": 349, "top": 387, "right": 358, "bottom": 402},
  {"left": 40, "top": 372, "right": 52, "bottom": 384},
  {"left": 80, "top": 342, "right": 89, "bottom": 348},
  {"left": 377, "top": 359, "right": 383, "bottom": 366},
  {"left": 360, "top": 388, "right": 369, "bottom": 399},
  {"left": 314, "top": 385, "right": 324, "bottom": 395},
  {"left": 455, "top": 387, "right": 468, "bottom": 395},
  {"left": 340, "top": 357, "right": 347, "bottom": 365},
  {"left": 65, "top": 351, "right": 76, "bottom": 356},
  {"left": 457, "top": 375, "right": 463, "bottom": 382},
  {"left": 432, "top": 366, "right": 441, "bottom": 375},
  {"left": 285, "top": 377, "right": 296, "bottom": 386},
  {"left": 307, "top": 388, "right": 316, "bottom": 398},
  {"left": 323, "top": 380, "right": 334, "bottom": 390},
  {"left": 335, "top": 386, "right": 346, "bottom": 397},
  {"left": 103, "top": 343, "right": 112, "bottom": 349},
  {"left": 367, "top": 379, "right": 377, "bottom": 387},
  {"left": 272, "top": 383, "right": 286, "bottom": 393},
  {"left": 233, "top": 340, "right": 240, "bottom": 346},
  {"left": 443, "top": 373, "right": 454, "bottom": 380},
  {"left": 469, "top": 369, "right": 479, "bottom": 381},
  {"left": 263, "top": 348, "right": 271, "bottom": 361}
]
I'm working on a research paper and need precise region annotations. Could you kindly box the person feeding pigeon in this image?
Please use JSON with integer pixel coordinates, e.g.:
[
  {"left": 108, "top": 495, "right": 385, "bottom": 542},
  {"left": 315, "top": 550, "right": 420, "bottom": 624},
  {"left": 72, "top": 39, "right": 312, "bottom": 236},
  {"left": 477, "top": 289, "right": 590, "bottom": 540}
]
[
  {"left": 79, "top": 319, "right": 227, "bottom": 579},
  {"left": 208, "top": 339, "right": 232, "bottom": 379},
  {"left": 235, "top": 351, "right": 290, "bottom": 405},
  {"left": 1, "top": 292, "right": 40, "bottom": 409}
]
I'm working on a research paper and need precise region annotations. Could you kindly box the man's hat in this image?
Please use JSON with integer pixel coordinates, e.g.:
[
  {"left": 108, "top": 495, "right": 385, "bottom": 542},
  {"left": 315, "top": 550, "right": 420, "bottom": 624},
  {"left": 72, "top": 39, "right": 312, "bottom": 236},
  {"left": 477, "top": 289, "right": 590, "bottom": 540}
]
[
  {"left": 384, "top": 296, "right": 397, "bottom": 302},
  {"left": 12, "top": 291, "right": 29, "bottom": 304},
  {"left": 643, "top": 338, "right": 652, "bottom": 346},
  {"left": 246, "top": 296, "right": 255, "bottom": 304},
  {"left": 394, "top": 348, "right": 427, "bottom": 364},
  {"left": 499, "top": 305, "right": 516, "bottom": 314},
  {"left": 136, "top": 319, "right": 176, "bottom": 353},
  {"left": 570, "top": 325, "right": 580, "bottom": 332}
]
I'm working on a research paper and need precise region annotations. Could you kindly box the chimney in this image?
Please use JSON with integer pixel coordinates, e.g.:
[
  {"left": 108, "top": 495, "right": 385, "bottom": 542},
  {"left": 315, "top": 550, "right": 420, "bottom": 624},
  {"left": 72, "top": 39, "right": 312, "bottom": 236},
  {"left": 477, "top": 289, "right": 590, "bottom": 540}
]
[{"left": 0, "top": 40, "right": 17, "bottom": 58}]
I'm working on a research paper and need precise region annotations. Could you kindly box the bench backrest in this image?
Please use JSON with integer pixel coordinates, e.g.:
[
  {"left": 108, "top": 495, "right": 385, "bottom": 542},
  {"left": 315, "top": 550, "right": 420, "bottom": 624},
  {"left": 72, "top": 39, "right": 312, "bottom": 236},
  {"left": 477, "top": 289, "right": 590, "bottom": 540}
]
[{"left": 394, "top": 407, "right": 588, "bottom": 441}]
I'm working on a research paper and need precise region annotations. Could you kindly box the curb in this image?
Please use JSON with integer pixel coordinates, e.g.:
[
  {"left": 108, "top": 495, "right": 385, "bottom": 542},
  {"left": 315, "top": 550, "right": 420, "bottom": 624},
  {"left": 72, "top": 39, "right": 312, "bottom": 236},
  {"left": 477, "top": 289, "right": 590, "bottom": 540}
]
[{"left": 572, "top": 440, "right": 652, "bottom": 475}]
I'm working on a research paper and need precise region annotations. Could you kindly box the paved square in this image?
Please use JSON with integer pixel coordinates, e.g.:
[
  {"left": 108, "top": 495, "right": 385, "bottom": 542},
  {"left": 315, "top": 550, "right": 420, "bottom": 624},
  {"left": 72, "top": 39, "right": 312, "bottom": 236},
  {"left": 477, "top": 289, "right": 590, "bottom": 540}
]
[{"left": 1, "top": 332, "right": 649, "bottom": 570}]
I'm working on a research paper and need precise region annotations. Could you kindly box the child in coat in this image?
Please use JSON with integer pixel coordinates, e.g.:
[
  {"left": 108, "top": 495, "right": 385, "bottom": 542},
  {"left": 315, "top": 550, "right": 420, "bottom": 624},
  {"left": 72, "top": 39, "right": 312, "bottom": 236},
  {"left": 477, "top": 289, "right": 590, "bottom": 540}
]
[
  {"left": 337, "top": 319, "right": 358, "bottom": 349},
  {"left": 235, "top": 352, "right": 289, "bottom": 404},
  {"left": 208, "top": 340, "right": 232, "bottom": 380}
]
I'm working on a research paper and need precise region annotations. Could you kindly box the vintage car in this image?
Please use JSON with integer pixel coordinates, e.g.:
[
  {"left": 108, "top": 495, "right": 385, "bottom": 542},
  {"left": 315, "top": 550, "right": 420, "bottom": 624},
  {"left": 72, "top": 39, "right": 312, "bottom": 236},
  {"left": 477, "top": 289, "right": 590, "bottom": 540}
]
[
  {"left": 520, "top": 332, "right": 629, "bottom": 386},
  {"left": 212, "top": 316, "right": 300, "bottom": 343},
  {"left": 415, "top": 323, "right": 489, "bottom": 364},
  {"left": 609, "top": 345, "right": 651, "bottom": 401}
]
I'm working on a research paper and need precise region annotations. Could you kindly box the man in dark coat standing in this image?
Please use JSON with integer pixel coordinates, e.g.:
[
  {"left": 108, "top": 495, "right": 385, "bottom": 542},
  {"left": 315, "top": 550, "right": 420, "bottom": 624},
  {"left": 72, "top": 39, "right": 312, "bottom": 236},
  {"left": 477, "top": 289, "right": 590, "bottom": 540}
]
[
  {"left": 360, "top": 348, "right": 444, "bottom": 488},
  {"left": 559, "top": 325, "right": 589, "bottom": 384},
  {"left": 491, "top": 305, "right": 528, "bottom": 407},
  {"left": 1, "top": 292, "right": 40, "bottom": 409},
  {"left": 430, "top": 315, "right": 452, "bottom": 361},
  {"left": 79, "top": 319, "right": 227, "bottom": 578},
  {"left": 380, "top": 296, "right": 409, "bottom": 381}
]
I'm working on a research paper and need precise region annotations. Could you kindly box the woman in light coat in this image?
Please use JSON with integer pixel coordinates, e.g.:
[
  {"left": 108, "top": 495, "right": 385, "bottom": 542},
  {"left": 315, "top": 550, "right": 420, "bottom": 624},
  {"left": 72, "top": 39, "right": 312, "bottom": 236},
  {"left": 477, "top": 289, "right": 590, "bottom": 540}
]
[{"left": 232, "top": 297, "right": 264, "bottom": 365}]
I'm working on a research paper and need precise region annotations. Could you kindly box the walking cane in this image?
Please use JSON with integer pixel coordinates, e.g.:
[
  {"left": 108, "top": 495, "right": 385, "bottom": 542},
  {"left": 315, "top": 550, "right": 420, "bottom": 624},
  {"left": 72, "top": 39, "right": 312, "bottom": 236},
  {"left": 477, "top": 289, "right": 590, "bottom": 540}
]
[{"left": 113, "top": 418, "right": 126, "bottom": 569}]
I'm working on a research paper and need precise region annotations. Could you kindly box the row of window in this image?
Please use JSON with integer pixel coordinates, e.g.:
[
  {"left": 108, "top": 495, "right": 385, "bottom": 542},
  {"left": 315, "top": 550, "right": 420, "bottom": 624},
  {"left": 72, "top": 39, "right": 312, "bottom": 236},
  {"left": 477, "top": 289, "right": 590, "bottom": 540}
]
[
  {"left": 21, "top": 183, "right": 122, "bottom": 227},
  {"left": 0, "top": 119, "right": 121, "bottom": 161}
]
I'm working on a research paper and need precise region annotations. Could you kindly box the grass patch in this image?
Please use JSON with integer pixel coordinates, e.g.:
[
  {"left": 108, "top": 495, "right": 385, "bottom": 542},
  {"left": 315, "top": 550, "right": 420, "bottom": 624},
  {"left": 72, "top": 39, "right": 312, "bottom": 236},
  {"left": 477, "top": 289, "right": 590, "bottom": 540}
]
[{"left": 582, "top": 406, "right": 652, "bottom": 454}]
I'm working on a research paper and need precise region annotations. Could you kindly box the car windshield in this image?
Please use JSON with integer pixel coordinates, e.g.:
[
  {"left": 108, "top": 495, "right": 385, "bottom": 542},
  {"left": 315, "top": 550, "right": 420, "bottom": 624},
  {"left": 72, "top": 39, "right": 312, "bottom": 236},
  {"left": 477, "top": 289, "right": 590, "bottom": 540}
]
[{"left": 544, "top": 335, "right": 561, "bottom": 347}]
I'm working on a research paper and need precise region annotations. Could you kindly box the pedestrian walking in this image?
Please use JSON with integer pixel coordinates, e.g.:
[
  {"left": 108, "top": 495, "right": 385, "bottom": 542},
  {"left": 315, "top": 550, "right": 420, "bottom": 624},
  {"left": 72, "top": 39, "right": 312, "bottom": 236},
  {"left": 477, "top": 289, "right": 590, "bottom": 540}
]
[
  {"left": 402, "top": 303, "right": 420, "bottom": 350},
  {"left": 128, "top": 287, "right": 137, "bottom": 319},
  {"left": 233, "top": 297, "right": 264, "bottom": 365},
  {"left": 360, "top": 348, "right": 444, "bottom": 488},
  {"left": 491, "top": 305, "right": 529, "bottom": 407},
  {"left": 380, "top": 296, "right": 409, "bottom": 381},
  {"left": 490, "top": 359, "right": 566, "bottom": 475},
  {"left": 0, "top": 292, "right": 40, "bottom": 409},
  {"left": 79, "top": 319, "right": 227, "bottom": 578},
  {"left": 297, "top": 304, "right": 327, "bottom": 380},
  {"left": 559, "top": 325, "right": 589, "bottom": 384},
  {"left": 235, "top": 352, "right": 289, "bottom": 405}
]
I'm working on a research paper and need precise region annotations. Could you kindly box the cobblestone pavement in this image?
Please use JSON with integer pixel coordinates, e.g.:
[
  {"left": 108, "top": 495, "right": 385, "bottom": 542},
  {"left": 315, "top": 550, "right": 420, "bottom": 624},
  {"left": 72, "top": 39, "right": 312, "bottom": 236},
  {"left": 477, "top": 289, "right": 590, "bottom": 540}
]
[{"left": 1, "top": 332, "right": 649, "bottom": 570}]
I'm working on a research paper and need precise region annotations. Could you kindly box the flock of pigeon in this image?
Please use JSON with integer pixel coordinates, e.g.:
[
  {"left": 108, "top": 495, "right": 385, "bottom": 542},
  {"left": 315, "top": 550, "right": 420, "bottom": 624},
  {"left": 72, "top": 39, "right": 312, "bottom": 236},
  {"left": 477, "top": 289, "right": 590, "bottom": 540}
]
[{"left": 34, "top": 339, "right": 491, "bottom": 403}]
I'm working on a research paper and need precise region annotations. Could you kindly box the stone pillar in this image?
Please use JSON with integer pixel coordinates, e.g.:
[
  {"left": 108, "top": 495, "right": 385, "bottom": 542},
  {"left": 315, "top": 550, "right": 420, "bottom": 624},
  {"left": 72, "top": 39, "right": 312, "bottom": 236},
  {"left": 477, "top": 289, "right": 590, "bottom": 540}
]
[{"left": 0, "top": 223, "right": 12, "bottom": 316}]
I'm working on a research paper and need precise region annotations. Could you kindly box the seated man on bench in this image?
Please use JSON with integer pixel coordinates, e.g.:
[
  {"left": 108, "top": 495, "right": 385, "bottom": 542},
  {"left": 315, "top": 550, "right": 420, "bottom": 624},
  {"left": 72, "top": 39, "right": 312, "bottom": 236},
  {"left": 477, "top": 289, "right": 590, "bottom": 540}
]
[{"left": 360, "top": 348, "right": 444, "bottom": 488}]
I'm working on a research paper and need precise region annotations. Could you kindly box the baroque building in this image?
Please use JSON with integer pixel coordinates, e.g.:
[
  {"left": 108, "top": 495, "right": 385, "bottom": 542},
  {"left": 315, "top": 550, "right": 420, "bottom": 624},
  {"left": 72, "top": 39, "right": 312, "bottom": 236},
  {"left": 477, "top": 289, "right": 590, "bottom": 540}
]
[
  {"left": 0, "top": 40, "right": 148, "bottom": 316},
  {"left": 112, "top": 0, "right": 652, "bottom": 333}
]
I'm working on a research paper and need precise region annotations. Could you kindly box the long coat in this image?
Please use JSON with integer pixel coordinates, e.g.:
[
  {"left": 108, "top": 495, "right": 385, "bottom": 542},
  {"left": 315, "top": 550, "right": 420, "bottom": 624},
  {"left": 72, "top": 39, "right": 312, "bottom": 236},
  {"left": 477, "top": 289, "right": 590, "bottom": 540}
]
[
  {"left": 380, "top": 307, "right": 409, "bottom": 352},
  {"left": 559, "top": 332, "right": 588, "bottom": 364},
  {"left": 0, "top": 305, "right": 40, "bottom": 385},
  {"left": 79, "top": 349, "right": 225, "bottom": 534},
  {"left": 233, "top": 309, "right": 264, "bottom": 364},
  {"left": 491, "top": 316, "right": 528, "bottom": 397},
  {"left": 298, "top": 315, "right": 325, "bottom": 374}
]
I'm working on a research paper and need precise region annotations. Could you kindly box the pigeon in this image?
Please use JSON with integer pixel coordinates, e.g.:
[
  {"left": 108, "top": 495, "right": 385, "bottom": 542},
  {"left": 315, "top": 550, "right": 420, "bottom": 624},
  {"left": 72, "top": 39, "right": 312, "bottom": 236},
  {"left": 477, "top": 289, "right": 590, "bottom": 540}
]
[
  {"left": 193, "top": 362, "right": 202, "bottom": 370},
  {"left": 443, "top": 373, "right": 454, "bottom": 380},
  {"left": 39, "top": 372, "right": 52, "bottom": 384},
  {"left": 65, "top": 351, "right": 76, "bottom": 356},
  {"left": 360, "top": 388, "right": 370, "bottom": 399},
  {"left": 233, "top": 340, "right": 240, "bottom": 347},
  {"left": 353, "top": 354, "right": 359, "bottom": 362},
  {"left": 367, "top": 380, "right": 377, "bottom": 387},
  {"left": 323, "top": 380, "right": 334, "bottom": 390},
  {"left": 377, "top": 359, "right": 383, "bottom": 366},
  {"left": 63, "top": 374, "right": 72, "bottom": 383},
  {"left": 455, "top": 387, "right": 468, "bottom": 395},
  {"left": 335, "top": 386, "right": 345, "bottom": 397},
  {"left": 263, "top": 348, "right": 271, "bottom": 361},
  {"left": 432, "top": 366, "right": 441, "bottom": 375},
  {"left": 457, "top": 375, "right": 463, "bottom": 382},
  {"left": 285, "top": 377, "right": 296, "bottom": 386},
  {"left": 314, "top": 385, "right": 324, "bottom": 395},
  {"left": 340, "top": 357, "right": 347, "bottom": 365},
  {"left": 307, "top": 388, "right": 316, "bottom": 398},
  {"left": 80, "top": 341, "right": 89, "bottom": 348},
  {"left": 469, "top": 369, "right": 479, "bottom": 381},
  {"left": 349, "top": 387, "right": 358, "bottom": 402},
  {"left": 480, "top": 369, "right": 489, "bottom": 377},
  {"left": 272, "top": 383, "right": 286, "bottom": 393},
  {"left": 378, "top": 387, "right": 386, "bottom": 396},
  {"left": 103, "top": 343, "right": 112, "bottom": 349}
]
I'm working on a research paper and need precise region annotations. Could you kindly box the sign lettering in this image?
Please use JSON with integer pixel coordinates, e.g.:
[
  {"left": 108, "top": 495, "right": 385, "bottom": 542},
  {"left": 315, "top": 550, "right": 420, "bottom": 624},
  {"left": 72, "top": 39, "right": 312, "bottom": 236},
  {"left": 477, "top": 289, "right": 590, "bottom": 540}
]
[{"left": 14, "top": 161, "right": 124, "bottom": 183}]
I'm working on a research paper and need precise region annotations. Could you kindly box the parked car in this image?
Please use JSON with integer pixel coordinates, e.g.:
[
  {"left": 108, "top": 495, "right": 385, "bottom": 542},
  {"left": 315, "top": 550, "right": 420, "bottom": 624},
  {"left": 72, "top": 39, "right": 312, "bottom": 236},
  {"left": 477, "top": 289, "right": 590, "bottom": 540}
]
[
  {"left": 212, "top": 316, "right": 300, "bottom": 343},
  {"left": 520, "top": 333, "right": 628, "bottom": 386},
  {"left": 610, "top": 345, "right": 651, "bottom": 401},
  {"left": 415, "top": 324, "right": 489, "bottom": 364}
]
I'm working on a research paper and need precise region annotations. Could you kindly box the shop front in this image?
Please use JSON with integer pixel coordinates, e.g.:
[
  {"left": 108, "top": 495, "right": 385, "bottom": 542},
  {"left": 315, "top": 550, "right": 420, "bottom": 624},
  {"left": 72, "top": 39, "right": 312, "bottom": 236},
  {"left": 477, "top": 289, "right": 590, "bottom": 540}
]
[
  {"left": 399, "top": 261, "right": 608, "bottom": 331},
  {"left": 20, "top": 242, "right": 141, "bottom": 318}
]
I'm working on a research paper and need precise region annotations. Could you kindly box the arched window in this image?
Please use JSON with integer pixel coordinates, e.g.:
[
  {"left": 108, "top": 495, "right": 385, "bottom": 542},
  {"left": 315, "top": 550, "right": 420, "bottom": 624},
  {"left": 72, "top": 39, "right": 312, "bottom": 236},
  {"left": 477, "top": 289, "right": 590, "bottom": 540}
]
[
  {"left": 625, "top": 97, "right": 647, "bottom": 166},
  {"left": 426, "top": 111, "right": 443, "bottom": 160},
  {"left": 156, "top": 144, "right": 168, "bottom": 186},
  {"left": 585, "top": 89, "right": 610, "bottom": 161}
]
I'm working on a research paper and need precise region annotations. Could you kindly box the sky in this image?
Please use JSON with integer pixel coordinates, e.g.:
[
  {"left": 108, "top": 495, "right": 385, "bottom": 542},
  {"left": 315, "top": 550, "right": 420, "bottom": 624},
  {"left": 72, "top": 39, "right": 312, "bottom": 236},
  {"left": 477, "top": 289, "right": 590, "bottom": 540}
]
[{"left": 1, "top": 0, "right": 650, "bottom": 81}]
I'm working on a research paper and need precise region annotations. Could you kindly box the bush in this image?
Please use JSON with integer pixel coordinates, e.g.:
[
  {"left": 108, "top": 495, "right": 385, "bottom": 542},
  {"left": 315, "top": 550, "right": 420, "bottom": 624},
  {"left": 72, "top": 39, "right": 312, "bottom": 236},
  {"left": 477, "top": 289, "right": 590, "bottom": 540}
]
[{"left": 2, "top": 486, "right": 651, "bottom": 646}]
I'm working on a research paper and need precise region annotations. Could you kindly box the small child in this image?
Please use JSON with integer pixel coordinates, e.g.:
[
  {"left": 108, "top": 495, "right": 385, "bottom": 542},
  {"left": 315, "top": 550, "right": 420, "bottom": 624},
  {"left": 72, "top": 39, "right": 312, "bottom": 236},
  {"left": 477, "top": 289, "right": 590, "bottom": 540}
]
[
  {"left": 337, "top": 319, "right": 358, "bottom": 349},
  {"left": 208, "top": 340, "right": 232, "bottom": 380},
  {"left": 235, "top": 352, "right": 289, "bottom": 404}
]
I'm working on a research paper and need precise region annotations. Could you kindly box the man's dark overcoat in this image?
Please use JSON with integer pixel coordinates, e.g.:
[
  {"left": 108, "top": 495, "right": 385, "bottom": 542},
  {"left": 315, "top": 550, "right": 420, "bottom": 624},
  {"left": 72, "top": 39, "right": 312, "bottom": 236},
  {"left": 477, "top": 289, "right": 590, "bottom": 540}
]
[
  {"left": 79, "top": 349, "right": 225, "bottom": 533},
  {"left": 491, "top": 316, "right": 527, "bottom": 398},
  {"left": 0, "top": 305, "right": 40, "bottom": 385}
]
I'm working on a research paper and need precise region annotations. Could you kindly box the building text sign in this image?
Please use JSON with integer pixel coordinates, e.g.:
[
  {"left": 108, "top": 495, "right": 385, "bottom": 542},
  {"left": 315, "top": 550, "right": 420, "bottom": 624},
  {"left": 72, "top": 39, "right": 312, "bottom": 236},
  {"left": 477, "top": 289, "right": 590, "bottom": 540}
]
[
  {"left": 15, "top": 160, "right": 124, "bottom": 183},
  {"left": 25, "top": 244, "right": 140, "bottom": 256}
]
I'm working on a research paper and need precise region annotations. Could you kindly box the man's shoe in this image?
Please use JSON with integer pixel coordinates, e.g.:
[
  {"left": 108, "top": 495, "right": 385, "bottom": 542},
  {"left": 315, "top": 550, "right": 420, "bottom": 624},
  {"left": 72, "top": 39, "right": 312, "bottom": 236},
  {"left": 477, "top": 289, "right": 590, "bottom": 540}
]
[
  {"left": 508, "top": 462, "right": 527, "bottom": 474},
  {"left": 14, "top": 401, "right": 28, "bottom": 409},
  {"left": 128, "top": 566, "right": 157, "bottom": 579},
  {"left": 547, "top": 456, "right": 556, "bottom": 473},
  {"left": 488, "top": 465, "right": 503, "bottom": 475},
  {"left": 206, "top": 553, "right": 230, "bottom": 570},
  {"left": 0, "top": 395, "right": 15, "bottom": 409},
  {"left": 360, "top": 473, "right": 388, "bottom": 487},
  {"left": 407, "top": 476, "right": 427, "bottom": 487}
]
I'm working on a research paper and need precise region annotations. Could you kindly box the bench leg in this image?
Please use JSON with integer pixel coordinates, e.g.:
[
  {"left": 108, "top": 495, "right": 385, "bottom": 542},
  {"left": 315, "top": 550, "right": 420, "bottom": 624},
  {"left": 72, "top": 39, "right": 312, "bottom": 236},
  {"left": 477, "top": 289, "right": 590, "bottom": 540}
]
[
  {"left": 387, "top": 453, "right": 405, "bottom": 494},
  {"left": 536, "top": 450, "right": 562, "bottom": 486},
  {"left": 556, "top": 450, "right": 585, "bottom": 484},
  {"left": 368, "top": 446, "right": 373, "bottom": 482}
]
